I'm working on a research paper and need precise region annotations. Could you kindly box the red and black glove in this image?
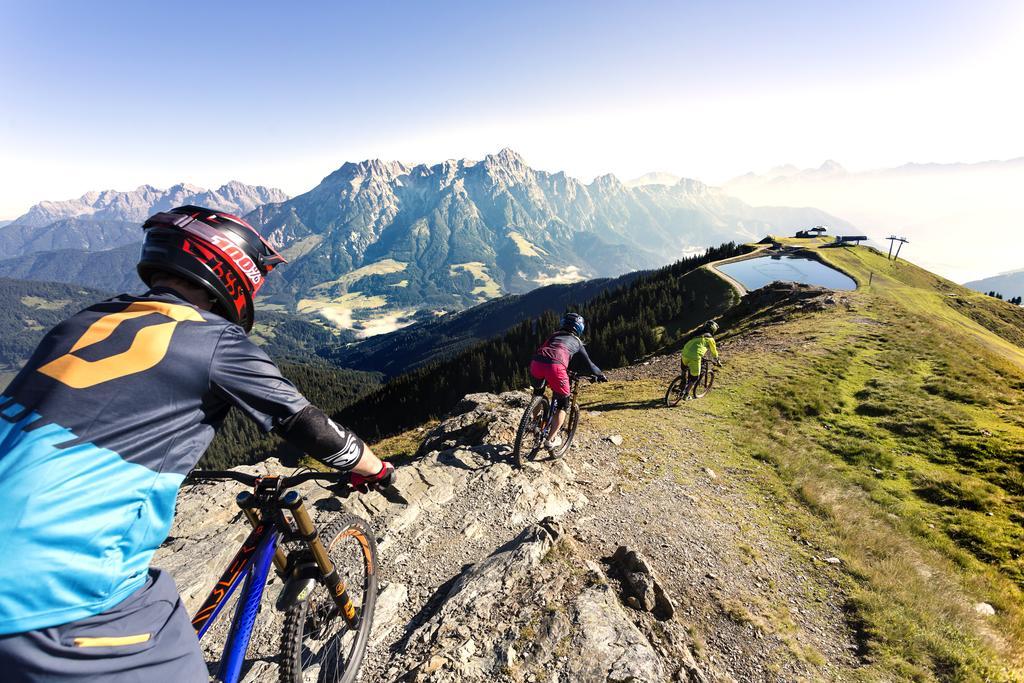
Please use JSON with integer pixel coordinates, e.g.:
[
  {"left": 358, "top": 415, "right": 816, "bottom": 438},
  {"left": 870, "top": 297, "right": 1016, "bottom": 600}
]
[{"left": 349, "top": 461, "right": 396, "bottom": 493}]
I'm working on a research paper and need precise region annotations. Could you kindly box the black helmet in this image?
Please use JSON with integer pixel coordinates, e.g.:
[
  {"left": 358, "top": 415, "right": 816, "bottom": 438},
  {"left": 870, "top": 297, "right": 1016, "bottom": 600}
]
[
  {"left": 138, "top": 205, "right": 285, "bottom": 332},
  {"left": 704, "top": 320, "right": 719, "bottom": 335},
  {"left": 561, "top": 312, "right": 585, "bottom": 336}
]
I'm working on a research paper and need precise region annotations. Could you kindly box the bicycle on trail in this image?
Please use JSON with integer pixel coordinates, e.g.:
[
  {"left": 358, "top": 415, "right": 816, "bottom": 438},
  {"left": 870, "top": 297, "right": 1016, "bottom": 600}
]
[
  {"left": 185, "top": 468, "right": 403, "bottom": 683},
  {"left": 513, "top": 371, "right": 597, "bottom": 467},
  {"left": 665, "top": 360, "right": 721, "bottom": 406}
]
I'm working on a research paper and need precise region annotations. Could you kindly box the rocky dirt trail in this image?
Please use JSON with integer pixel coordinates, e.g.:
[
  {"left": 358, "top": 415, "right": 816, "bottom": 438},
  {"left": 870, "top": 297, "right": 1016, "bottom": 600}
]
[{"left": 157, "top": 338, "right": 861, "bottom": 681}]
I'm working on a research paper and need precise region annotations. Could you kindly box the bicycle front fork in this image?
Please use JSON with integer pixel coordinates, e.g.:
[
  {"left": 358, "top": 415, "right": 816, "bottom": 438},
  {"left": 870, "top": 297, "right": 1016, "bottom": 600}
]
[
  {"left": 238, "top": 489, "right": 360, "bottom": 629},
  {"left": 281, "top": 491, "right": 360, "bottom": 629}
]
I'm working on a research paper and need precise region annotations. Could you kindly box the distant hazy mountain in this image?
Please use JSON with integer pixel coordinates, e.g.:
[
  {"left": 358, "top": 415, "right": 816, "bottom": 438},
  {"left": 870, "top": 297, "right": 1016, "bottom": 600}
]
[
  {"left": 0, "top": 181, "right": 288, "bottom": 256},
  {"left": 624, "top": 172, "right": 681, "bottom": 187},
  {"left": 965, "top": 269, "right": 1024, "bottom": 301},
  {"left": 723, "top": 157, "right": 1024, "bottom": 282},
  {"left": 248, "top": 149, "right": 850, "bottom": 319}
]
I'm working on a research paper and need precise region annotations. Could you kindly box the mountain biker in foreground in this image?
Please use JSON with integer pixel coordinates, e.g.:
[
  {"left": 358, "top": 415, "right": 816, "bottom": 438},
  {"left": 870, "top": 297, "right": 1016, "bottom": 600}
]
[
  {"left": 0, "top": 206, "right": 395, "bottom": 682},
  {"left": 681, "top": 320, "right": 722, "bottom": 398},
  {"left": 530, "top": 312, "right": 607, "bottom": 450}
]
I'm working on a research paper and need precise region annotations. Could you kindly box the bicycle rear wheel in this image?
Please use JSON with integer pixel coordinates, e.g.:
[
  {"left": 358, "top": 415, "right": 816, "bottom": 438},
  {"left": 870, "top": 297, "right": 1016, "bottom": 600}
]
[
  {"left": 550, "top": 403, "right": 579, "bottom": 459},
  {"left": 280, "top": 514, "right": 378, "bottom": 683},
  {"left": 513, "top": 395, "right": 549, "bottom": 467},
  {"left": 693, "top": 370, "right": 714, "bottom": 398},
  {"left": 665, "top": 376, "right": 685, "bottom": 406}
]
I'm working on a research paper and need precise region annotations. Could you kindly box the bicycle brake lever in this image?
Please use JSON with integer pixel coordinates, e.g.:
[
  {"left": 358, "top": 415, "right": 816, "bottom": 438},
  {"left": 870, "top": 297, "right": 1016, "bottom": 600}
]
[{"left": 327, "top": 483, "right": 353, "bottom": 499}]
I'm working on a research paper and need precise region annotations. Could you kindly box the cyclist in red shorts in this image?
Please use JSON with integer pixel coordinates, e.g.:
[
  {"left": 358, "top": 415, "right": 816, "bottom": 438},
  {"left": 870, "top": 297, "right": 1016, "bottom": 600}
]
[{"left": 530, "top": 313, "right": 607, "bottom": 450}]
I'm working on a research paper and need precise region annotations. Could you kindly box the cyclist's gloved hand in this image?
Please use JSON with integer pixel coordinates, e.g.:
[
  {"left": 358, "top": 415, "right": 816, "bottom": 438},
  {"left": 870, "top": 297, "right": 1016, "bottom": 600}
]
[
  {"left": 596, "top": 373, "right": 609, "bottom": 383},
  {"left": 349, "top": 461, "right": 396, "bottom": 493}
]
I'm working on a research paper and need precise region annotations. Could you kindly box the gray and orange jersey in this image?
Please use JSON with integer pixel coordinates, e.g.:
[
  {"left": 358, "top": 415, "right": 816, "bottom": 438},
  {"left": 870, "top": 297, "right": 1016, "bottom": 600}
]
[{"left": 0, "top": 288, "right": 309, "bottom": 635}]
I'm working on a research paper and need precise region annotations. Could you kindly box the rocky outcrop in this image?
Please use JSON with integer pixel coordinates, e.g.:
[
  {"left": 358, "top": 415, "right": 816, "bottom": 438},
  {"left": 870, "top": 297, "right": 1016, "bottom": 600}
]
[
  {"left": 418, "top": 392, "right": 529, "bottom": 454},
  {"left": 610, "top": 546, "right": 676, "bottom": 620},
  {"left": 157, "top": 392, "right": 707, "bottom": 682},
  {"left": 392, "top": 520, "right": 676, "bottom": 683}
]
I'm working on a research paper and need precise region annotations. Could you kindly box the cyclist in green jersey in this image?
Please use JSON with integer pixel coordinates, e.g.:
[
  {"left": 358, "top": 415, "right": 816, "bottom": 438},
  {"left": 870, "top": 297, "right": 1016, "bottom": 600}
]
[{"left": 680, "top": 321, "right": 721, "bottom": 398}]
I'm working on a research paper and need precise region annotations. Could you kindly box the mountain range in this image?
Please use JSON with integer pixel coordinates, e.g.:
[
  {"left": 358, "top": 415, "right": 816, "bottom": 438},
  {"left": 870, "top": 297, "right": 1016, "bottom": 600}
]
[
  {"left": 0, "top": 150, "right": 850, "bottom": 334},
  {"left": 0, "top": 181, "right": 288, "bottom": 256},
  {"left": 965, "top": 268, "right": 1024, "bottom": 301}
]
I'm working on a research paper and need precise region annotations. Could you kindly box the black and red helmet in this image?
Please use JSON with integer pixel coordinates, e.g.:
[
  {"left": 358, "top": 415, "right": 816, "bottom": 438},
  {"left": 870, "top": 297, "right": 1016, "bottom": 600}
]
[{"left": 137, "top": 205, "right": 286, "bottom": 331}]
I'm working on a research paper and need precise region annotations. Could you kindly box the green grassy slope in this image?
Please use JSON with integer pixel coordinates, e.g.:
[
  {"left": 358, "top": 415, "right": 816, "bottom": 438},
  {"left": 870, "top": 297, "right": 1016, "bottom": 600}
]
[{"left": 578, "top": 242, "right": 1024, "bottom": 681}]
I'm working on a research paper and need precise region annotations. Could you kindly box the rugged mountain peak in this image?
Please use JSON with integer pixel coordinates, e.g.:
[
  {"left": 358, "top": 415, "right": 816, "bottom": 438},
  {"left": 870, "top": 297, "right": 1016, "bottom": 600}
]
[
  {"left": 480, "top": 148, "right": 535, "bottom": 188},
  {"left": 492, "top": 147, "right": 525, "bottom": 165},
  {"left": 208, "top": 181, "right": 289, "bottom": 206},
  {"left": 588, "top": 173, "right": 624, "bottom": 194},
  {"left": 165, "top": 182, "right": 205, "bottom": 194},
  {"left": 321, "top": 159, "right": 410, "bottom": 187},
  {"left": 482, "top": 147, "right": 529, "bottom": 171},
  {"left": 673, "top": 177, "right": 711, "bottom": 194}
]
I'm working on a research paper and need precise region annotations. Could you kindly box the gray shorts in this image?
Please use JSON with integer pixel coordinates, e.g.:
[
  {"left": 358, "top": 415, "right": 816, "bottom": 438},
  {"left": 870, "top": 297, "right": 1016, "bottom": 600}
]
[{"left": 0, "top": 568, "right": 206, "bottom": 682}]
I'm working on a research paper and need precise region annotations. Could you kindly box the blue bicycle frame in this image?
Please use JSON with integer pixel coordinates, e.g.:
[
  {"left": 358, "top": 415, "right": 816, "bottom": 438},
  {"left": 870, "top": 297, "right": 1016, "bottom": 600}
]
[{"left": 191, "top": 520, "right": 280, "bottom": 683}]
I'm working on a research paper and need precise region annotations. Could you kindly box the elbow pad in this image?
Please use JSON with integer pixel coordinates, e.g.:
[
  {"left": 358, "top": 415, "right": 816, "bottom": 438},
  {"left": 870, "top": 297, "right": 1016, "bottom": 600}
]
[{"left": 276, "top": 406, "right": 365, "bottom": 471}]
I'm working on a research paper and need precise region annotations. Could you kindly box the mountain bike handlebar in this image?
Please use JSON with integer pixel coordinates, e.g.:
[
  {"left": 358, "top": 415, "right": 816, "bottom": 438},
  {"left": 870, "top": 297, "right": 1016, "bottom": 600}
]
[
  {"left": 186, "top": 469, "right": 408, "bottom": 505},
  {"left": 186, "top": 469, "right": 347, "bottom": 489}
]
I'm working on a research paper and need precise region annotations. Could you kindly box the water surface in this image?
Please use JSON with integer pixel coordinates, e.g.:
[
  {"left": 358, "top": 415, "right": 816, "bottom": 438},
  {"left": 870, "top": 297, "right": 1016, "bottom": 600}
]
[{"left": 717, "top": 254, "right": 856, "bottom": 291}]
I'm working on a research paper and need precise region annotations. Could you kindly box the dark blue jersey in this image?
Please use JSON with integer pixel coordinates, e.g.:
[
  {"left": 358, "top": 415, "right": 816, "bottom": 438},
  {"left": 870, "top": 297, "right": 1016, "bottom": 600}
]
[{"left": 0, "top": 288, "right": 308, "bottom": 634}]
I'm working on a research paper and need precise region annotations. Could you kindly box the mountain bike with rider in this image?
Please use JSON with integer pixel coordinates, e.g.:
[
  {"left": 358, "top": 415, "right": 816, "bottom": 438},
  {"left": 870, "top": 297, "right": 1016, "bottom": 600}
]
[
  {"left": 529, "top": 313, "right": 607, "bottom": 450},
  {"left": 0, "top": 206, "right": 397, "bottom": 682},
  {"left": 681, "top": 320, "right": 722, "bottom": 399}
]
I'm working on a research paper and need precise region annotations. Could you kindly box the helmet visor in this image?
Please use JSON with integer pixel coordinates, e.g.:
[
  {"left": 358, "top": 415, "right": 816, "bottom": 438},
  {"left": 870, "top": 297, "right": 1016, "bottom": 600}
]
[{"left": 143, "top": 211, "right": 286, "bottom": 271}]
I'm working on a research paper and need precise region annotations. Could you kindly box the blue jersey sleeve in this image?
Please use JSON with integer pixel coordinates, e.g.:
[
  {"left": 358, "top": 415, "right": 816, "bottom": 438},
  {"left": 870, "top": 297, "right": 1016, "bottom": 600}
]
[{"left": 209, "top": 325, "right": 310, "bottom": 432}]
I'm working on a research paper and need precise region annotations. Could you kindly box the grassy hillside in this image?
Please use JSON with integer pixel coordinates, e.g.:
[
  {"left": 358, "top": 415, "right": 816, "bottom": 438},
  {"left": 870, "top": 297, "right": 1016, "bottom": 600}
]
[{"left": 574, "top": 241, "right": 1024, "bottom": 680}]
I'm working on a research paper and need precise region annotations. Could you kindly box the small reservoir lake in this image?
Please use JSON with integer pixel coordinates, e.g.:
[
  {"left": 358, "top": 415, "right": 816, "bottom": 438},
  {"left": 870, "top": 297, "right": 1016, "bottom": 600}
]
[{"left": 716, "top": 253, "right": 857, "bottom": 291}]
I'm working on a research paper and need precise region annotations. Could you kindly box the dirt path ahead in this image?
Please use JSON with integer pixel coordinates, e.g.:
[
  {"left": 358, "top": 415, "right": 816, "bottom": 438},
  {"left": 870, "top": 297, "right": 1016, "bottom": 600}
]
[{"left": 562, "top": 354, "right": 859, "bottom": 681}]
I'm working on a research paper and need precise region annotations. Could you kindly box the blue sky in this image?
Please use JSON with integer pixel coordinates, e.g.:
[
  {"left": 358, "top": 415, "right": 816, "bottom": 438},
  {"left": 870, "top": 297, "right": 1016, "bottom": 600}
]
[{"left": 1, "top": 0, "right": 1022, "bottom": 216}]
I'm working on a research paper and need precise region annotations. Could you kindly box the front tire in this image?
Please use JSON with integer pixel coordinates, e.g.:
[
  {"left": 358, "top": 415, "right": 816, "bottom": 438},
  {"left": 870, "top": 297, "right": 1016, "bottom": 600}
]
[
  {"left": 693, "top": 369, "right": 714, "bottom": 399},
  {"left": 665, "top": 376, "right": 684, "bottom": 406},
  {"left": 513, "top": 395, "right": 549, "bottom": 468},
  {"left": 280, "top": 515, "right": 378, "bottom": 683}
]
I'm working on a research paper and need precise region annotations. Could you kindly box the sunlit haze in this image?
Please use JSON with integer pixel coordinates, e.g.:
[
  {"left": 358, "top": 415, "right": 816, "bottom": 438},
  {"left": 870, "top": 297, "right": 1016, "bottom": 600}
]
[{"left": 1, "top": 0, "right": 1022, "bottom": 279}]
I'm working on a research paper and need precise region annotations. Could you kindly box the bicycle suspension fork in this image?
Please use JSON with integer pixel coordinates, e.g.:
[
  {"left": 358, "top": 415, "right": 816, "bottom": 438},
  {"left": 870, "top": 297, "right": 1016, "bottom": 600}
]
[{"left": 280, "top": 491, "right": 361, "bottom": 629}]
